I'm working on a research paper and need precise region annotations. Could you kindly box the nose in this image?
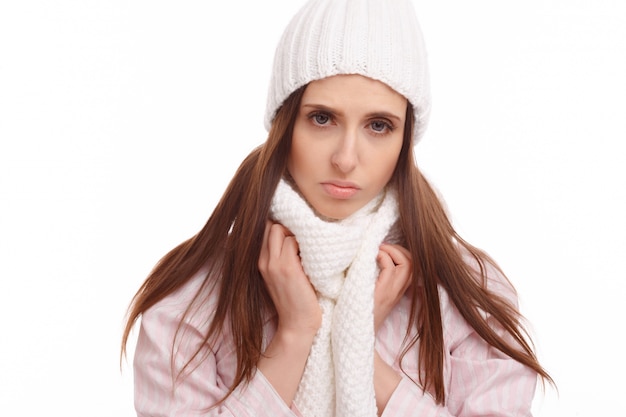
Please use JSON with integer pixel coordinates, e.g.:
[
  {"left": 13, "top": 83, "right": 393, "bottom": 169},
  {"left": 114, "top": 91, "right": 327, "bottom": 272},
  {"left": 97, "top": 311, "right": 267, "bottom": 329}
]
[{"left": 331, "top": 129, "right": 358, "bottom": 173}]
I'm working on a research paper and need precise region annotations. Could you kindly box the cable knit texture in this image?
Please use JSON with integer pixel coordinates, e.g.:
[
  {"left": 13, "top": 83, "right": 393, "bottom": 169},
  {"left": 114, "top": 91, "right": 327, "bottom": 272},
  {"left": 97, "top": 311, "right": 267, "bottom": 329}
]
[
  {"left": 264, "top": 0, "right": 431, "bottom": 143},
  {"left": 269, "top": 178, "right": 399, "bottom": 417}
]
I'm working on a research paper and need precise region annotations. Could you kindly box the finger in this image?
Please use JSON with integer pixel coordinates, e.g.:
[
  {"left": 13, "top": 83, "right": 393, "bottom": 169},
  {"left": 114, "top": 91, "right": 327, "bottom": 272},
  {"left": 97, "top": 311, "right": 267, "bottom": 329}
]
[
  {"left": 267, "top": 222, "right": 290, "bottom": 258},
  {"left": 378, "top": 244, "right": 413, "bottom": 292},
  {"left": 379, "top": 244, "right": 411, "bottom": 268},
  {"left": 258, "top": 220, "right": 274, "bottom": 270},
  {"left": 271, "top": 222, "right": 293, "bottom": 237},
  {"left": 282, "top": 235, "right": 300, "bottom": 258},
  {"left": 377, "top": 249, "right": 396, "bottom": 271},
  {"left": 263, "top": 220, "right": 273, "bottom": 244}
]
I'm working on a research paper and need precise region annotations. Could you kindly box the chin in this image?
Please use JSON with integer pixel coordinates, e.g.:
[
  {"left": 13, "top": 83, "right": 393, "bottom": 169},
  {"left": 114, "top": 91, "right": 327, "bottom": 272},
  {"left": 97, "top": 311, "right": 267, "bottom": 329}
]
[{"left": 315, "top": 205, "right": 355, "bottom": 222}]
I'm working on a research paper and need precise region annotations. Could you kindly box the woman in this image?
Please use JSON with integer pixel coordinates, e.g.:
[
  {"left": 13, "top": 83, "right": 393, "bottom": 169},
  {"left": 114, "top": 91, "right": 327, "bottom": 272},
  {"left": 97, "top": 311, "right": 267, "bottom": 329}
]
[{"left": 121, "top": 0, "right": 552, "bottom": 416}]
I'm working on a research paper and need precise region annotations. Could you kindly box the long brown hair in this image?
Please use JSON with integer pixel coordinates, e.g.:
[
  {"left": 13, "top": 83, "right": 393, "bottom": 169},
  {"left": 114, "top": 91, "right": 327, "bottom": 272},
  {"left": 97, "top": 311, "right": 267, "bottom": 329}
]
[{"left": 121, "top": 84, "right": 552, "bottom": 404}]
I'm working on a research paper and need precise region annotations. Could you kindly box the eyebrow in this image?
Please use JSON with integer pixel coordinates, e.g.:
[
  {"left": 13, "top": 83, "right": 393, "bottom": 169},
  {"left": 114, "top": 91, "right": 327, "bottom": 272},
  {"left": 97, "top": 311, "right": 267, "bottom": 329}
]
[{"left": 301, "top": 103, "right": 404, "bottom": 123}]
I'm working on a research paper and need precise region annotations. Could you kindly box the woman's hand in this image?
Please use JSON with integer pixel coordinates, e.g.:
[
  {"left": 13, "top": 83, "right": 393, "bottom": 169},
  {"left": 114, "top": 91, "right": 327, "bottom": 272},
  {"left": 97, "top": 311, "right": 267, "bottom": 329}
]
[
  {"left": 373, "top": 244, "right": 413, "bottom": 414},
  {"left": 374, "top": 243, "right": 413, "bottom": 333},
  {"left": 258, "top": 220, "right": 322, "bottom": 336},
  {"left": 257, "top": 221, "right": 322, "bottom": 406}
]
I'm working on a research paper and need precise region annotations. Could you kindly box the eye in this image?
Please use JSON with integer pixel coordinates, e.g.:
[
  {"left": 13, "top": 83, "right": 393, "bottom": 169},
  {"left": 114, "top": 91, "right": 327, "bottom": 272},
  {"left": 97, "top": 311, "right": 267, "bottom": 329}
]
[
  {"left": 369, "top": 119, "right": 394, "bottom": 135},
  {"left": 311, "top": 112, "right": 331, "bottom": 126},
  {"left": 371, "top": 120, "right": 387, "bottom": 132}
]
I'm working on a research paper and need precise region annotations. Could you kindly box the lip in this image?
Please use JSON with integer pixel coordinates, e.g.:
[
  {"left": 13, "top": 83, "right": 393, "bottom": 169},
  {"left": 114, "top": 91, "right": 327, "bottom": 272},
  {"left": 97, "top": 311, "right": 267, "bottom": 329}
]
[{"left": 321, "top": 181, "right": 360, "bottom": 199}]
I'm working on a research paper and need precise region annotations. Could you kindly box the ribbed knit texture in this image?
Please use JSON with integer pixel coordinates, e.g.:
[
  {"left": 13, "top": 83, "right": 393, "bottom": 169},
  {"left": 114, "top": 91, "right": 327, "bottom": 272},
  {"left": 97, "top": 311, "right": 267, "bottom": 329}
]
[
  {"left": 269, "top": 178, "right": 399, "bottom": 417},
  {"left": 264, "top": 0, "right": 431, "bottom": 142}
]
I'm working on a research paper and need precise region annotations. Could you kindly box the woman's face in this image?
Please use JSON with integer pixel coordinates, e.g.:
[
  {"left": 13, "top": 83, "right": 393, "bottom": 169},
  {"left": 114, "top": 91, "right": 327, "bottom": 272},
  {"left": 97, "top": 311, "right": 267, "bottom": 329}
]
[{"left": 287, "top": 74, "right": 407, "bottom": 220}]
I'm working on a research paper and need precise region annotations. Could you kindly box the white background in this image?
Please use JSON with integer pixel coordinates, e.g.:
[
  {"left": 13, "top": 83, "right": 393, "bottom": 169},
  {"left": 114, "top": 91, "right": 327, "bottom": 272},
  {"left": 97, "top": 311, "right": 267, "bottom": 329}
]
[{"left": 1, "top": 1, "right": 624, "bottom": 415}]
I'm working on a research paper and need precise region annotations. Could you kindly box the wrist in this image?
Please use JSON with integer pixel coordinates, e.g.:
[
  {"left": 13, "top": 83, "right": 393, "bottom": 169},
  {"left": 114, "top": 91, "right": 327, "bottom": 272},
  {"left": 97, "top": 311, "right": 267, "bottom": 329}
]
[
  {"left": 374, "top": 351, "right": 402, "bottom": 413},
  {"left": 258, "top": 325, "right": 316, "bottom": 406},
  {"left": 272, "top": 325, "right": 317, "bottom": 352}
]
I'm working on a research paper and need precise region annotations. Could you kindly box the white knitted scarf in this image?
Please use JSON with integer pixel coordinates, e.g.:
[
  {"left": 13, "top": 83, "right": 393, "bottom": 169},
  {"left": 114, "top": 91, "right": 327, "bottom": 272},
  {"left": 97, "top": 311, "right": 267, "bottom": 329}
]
[{"left": 269, "top": 178, "right": 399, "bottom": 417}]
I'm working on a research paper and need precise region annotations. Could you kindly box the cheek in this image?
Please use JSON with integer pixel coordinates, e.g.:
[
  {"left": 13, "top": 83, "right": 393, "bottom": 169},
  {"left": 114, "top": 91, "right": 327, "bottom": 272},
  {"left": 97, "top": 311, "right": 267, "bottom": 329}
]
[
  {"left": 289, "top": 130, "right": 327, "bottom": 173},
  {"left": 374, "top": 142, "right": 403, "bottom": 182},
  {"left": 287, "top": 138, "right": 303, "bottom": 172},
  {"left": 381, "top": 158, "right": 399, "bottom": 185},
  {"left": 287, "top": 135, "right": 315, "bottom": 180}
]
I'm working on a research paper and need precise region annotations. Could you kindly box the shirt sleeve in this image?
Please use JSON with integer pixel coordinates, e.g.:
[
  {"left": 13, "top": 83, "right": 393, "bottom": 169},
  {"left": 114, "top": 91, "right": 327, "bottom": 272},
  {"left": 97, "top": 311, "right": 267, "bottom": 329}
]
[
  {"left": 381, "top": 332, "right": 537, "bottom": 417},
  {"left": 133, "top": 280, "right": 298, "bottom": 417},
  {"left": 381, "top": 269, "right": 538, "bottom": 417}
]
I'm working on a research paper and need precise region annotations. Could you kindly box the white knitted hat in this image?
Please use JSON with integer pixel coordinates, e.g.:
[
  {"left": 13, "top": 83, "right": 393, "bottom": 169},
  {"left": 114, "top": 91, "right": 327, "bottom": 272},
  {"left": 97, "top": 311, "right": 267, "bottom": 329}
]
[{"left": 264, "top": 0, "right": 431, "bottom": 142}]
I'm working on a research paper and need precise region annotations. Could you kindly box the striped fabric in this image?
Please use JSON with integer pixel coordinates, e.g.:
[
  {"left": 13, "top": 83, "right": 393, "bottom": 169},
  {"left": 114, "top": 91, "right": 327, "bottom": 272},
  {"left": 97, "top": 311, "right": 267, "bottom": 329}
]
[{"left": 133, "top": 263, "right": 537, "bottom": 417}]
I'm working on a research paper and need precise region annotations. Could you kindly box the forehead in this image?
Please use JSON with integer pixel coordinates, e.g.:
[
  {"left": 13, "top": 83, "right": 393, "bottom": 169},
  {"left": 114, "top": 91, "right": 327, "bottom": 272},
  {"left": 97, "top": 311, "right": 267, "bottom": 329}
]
[{"left": 301, "top": 74, "right": 407, "bottom": 114}]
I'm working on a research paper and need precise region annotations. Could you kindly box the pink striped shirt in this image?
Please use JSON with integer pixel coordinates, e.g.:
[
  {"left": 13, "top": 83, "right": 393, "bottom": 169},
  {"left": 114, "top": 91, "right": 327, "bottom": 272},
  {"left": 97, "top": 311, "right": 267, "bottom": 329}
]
[{"left": 133, "top": 262, "right": 537, "bottom": 416}]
